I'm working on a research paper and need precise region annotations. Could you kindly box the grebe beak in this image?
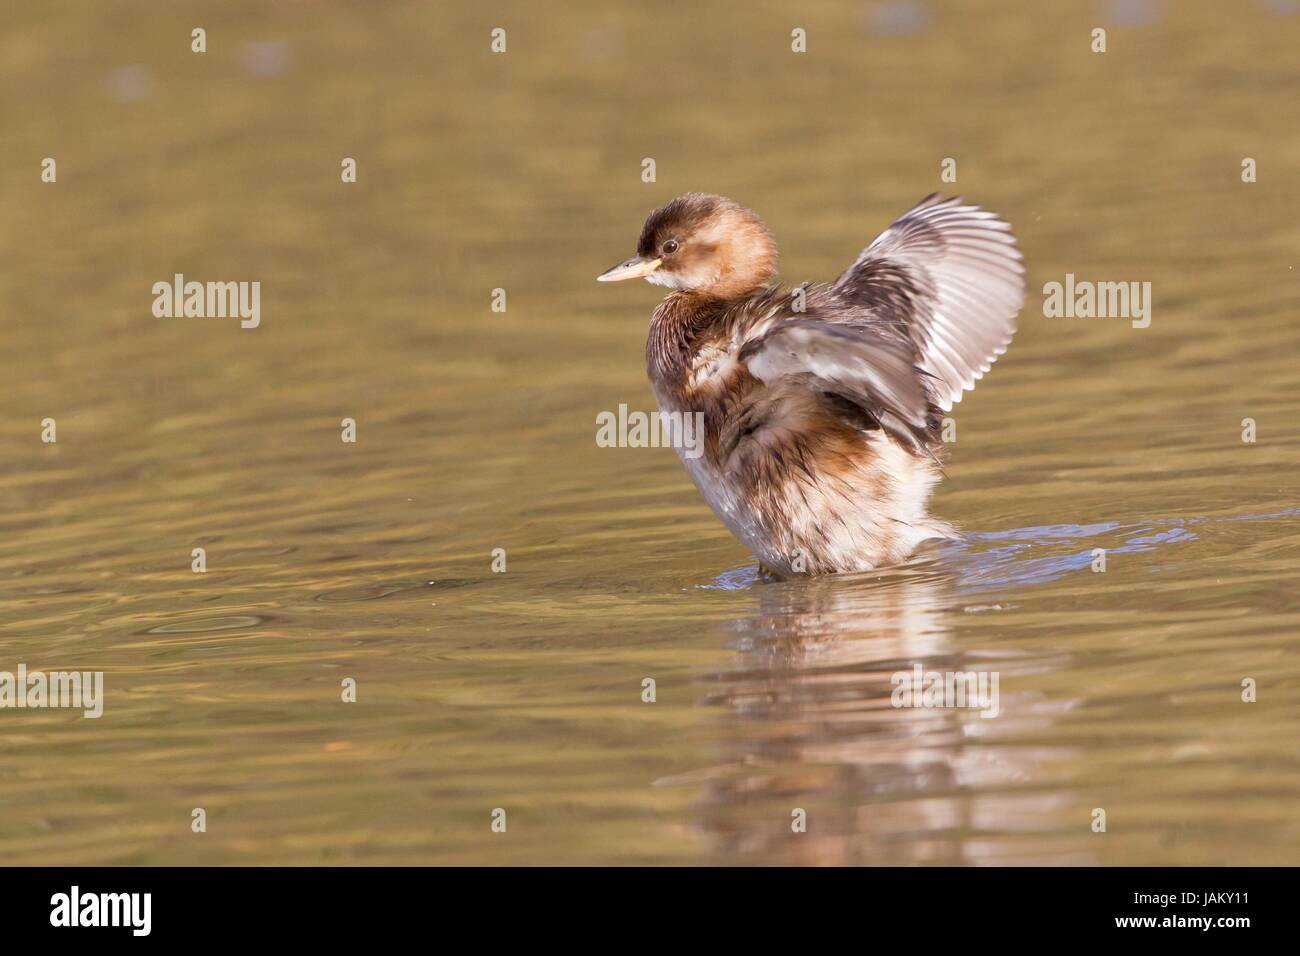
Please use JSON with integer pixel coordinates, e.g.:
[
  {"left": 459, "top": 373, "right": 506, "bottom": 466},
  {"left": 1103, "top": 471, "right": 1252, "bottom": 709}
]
[{"left": 597, "top": 256, "right": 662, "bottom": 282}]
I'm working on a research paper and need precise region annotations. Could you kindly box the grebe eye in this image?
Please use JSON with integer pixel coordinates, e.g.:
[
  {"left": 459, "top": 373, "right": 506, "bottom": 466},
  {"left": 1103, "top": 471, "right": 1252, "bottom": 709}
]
[{"left": 662, "top": 239, "right": 679, "bottom": 255}]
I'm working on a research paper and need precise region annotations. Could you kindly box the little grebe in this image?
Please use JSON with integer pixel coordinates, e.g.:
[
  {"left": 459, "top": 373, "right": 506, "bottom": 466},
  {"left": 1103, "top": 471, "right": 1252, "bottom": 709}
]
[{"left": 598, "top": 193, "right": 1024, "bottom": 575}]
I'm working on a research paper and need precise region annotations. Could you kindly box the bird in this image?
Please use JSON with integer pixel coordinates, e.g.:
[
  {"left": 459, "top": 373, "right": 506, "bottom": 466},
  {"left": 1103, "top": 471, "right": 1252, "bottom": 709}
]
[{"left": 597, "top": 192, "right": 1025, "bottom": 576}]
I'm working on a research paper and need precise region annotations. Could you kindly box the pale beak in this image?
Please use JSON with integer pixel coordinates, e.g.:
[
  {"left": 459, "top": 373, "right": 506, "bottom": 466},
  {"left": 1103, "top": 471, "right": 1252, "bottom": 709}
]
[{"left": 596, "top": 256, "right": 662, "bottom": 282}]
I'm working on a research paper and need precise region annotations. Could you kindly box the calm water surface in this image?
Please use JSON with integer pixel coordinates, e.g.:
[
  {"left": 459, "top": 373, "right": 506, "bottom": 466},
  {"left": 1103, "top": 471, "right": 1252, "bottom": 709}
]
[{"left": 2, "top": 1, "right": 1299, "bottom": 864}]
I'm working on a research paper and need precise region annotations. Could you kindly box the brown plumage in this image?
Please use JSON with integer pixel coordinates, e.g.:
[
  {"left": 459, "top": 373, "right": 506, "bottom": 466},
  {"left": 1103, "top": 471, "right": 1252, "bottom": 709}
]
[{"left": 598, "top": 193, "right": 1025, "bottom": 575}]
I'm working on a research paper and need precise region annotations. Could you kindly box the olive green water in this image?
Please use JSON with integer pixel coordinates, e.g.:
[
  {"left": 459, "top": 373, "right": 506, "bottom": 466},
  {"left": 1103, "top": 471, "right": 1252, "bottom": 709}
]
[{"left": 2, "top": 1, "right": 1299, "bottom": 865}]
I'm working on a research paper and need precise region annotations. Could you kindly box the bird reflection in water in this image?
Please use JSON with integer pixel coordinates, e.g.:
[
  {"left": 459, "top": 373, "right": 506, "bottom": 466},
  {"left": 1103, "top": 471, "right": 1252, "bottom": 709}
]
[{"left": 680, "top": 562, "right": 1090, "bottom": 865}]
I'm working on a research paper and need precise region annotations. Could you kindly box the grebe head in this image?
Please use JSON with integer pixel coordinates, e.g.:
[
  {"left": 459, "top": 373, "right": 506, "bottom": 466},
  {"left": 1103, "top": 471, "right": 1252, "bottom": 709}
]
[{"left": 597, "top": 193, "right": 777, "bottom": 298}]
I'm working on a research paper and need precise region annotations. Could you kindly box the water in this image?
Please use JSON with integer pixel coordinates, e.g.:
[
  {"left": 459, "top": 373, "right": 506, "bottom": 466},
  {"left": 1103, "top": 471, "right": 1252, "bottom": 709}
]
[{"left": 2, "top": 1, "right": 1298, "bottom": 865}]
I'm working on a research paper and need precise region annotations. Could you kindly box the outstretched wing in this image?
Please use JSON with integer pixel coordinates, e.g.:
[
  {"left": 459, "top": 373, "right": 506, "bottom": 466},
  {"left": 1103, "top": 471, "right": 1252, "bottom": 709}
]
[
  {"left": 737, "top": 318, "right": 932, "bottom": 449},
  {"left": 832, "top": 194, "right": 1024, "bottom": 411}
]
